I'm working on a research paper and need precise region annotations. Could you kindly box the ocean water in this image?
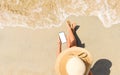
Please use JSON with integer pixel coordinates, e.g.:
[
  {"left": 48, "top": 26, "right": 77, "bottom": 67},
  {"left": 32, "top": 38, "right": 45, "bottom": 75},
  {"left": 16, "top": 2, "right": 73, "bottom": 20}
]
[{"left": 0, "top": 0, "right": 120, "bottom": 29}]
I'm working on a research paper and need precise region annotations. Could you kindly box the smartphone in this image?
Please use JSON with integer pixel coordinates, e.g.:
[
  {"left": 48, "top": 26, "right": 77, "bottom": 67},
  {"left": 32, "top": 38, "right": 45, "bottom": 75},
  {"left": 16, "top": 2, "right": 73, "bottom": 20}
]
[{"left": 59, "top": 32, "right": 67, "bottom": 43}]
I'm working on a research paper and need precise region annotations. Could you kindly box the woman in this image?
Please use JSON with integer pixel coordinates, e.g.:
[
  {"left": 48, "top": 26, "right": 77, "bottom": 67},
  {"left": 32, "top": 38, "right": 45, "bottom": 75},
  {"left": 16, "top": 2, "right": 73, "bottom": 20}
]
[{"left": 55, "top": 21, "right": 93, "bottom": 75}]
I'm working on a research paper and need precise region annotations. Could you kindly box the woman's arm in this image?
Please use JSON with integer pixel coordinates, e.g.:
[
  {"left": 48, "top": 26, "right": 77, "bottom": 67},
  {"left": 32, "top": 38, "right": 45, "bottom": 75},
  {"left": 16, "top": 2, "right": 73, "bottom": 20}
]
[{"left": 57, "top": 38, "right": 62, "bottom": 56}]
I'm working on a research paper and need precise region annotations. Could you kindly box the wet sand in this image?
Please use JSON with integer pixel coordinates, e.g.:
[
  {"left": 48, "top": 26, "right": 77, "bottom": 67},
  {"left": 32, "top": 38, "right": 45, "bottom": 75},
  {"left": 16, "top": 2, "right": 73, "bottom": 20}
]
[{"left": 0, "top": 16, "right": 120, "bottom": 75}]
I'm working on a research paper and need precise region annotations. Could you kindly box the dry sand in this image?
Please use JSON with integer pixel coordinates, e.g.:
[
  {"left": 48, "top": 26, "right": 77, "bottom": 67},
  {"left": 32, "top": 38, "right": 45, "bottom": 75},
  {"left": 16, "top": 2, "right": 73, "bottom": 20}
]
[
  {"left": 0, "top": 0, "right": 120, "bottom": 75},
  {"left": 0, "top": 16, "right": 120, "bottom": 75}
]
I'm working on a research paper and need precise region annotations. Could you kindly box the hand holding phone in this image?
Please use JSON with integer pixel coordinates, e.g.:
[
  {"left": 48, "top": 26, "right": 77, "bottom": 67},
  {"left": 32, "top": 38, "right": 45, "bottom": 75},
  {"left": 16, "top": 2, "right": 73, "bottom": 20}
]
[{"left": 59, "top": 32, "right": 67, "bottom": 44}]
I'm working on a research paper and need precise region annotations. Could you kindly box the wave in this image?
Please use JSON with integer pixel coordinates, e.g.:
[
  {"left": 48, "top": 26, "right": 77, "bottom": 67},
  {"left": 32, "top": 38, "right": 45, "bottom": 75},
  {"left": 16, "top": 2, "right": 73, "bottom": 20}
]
[{"left": 0, "top": 0, "right": 120, "bottom": 29}]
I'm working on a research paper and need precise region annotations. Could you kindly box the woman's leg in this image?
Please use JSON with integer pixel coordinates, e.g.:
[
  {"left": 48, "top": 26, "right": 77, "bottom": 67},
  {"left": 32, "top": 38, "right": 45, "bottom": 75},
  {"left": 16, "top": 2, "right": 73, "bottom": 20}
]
[
  {"left": 66, "top": 21, "right": 77, "bottom": 48},
  {"left": 67, "top": 34, "right": 71, "bottom": 48}
]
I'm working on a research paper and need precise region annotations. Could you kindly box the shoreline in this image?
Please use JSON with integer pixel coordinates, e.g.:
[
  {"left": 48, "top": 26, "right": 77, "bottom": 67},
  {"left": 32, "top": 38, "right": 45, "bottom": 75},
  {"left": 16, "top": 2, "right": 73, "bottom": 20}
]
[{"left": 0, "top": 16, "right": 119, "bottom": 75}]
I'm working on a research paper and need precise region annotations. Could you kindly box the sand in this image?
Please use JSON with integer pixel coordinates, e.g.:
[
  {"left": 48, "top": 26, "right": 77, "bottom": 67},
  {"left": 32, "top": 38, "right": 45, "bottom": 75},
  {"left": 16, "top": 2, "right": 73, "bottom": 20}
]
[
  {"left": 1, "top": 0, "right": 120, "bottom": 28},
  {"left": 0, "top": 0, "right": 120, "bottom": 75},
  {"left": 0, "top": 16, "right": 120, "bottom": 75}
]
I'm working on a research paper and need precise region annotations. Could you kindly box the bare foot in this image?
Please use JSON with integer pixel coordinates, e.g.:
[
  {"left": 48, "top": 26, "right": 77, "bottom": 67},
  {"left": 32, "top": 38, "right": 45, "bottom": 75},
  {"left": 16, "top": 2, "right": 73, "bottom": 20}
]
[
  {"left": 67, "top": 20, "right": 76, "bottom": 32},
  {"left": 67, "top": 20, "right": 72, "bottom": 30},
  {"left": 66, "top": 20, "right": 77, "bottom": 47},
  {"left": 71, "top": 23, "right": 76, "bottom": 32}
]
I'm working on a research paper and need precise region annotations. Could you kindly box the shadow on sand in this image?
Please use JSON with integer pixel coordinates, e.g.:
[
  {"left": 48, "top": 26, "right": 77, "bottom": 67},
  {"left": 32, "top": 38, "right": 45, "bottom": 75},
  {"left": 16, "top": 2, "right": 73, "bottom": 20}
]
[
  {"left": 74, "top": 25, "right": 112, "bottom": 75},
  {"left": 91, "top": 59, "right": 112, "bottom": 75},
  {"left": 74, "top": 26, "right": 112, "bottom": 75},
  {"left": 74, "top": 25, "right": 85, "bottom": 48}
]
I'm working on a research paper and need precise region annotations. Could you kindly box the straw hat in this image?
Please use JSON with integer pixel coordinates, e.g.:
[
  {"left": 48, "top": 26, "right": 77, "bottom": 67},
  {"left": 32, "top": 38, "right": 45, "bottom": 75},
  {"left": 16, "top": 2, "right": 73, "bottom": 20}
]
[{"left": 55, "top": 47, "right": 93, "bottom": 75}]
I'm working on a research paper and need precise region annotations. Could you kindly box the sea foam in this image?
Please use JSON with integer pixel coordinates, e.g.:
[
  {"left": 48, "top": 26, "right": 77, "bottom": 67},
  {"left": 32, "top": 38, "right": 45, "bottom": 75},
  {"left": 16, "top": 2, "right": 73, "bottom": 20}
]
[{"left": 0, "top": 0, "right": 120, "bottom": 29}]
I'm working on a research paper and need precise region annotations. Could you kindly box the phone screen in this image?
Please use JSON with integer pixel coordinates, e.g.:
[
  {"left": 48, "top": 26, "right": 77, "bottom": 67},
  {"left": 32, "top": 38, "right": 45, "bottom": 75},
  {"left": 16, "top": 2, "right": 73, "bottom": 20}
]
[{"left": 59, "top": 32, "right": 67, "bottom": 43}]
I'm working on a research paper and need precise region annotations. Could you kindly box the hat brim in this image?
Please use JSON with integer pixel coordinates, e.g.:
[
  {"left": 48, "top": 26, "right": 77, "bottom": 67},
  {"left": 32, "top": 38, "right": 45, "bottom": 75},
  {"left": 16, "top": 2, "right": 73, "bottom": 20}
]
[{"left": 55, "top": 47, "right": 93, "bottom": 75}]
